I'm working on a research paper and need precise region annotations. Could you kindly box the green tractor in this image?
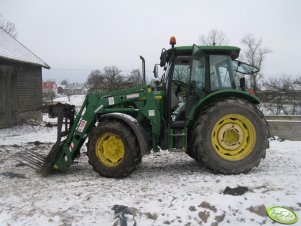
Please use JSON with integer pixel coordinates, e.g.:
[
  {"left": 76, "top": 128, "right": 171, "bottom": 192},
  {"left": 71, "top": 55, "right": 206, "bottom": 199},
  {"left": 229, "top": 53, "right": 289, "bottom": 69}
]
[{"left": 22, "top": 37, "right": 269, "bottom": 178}]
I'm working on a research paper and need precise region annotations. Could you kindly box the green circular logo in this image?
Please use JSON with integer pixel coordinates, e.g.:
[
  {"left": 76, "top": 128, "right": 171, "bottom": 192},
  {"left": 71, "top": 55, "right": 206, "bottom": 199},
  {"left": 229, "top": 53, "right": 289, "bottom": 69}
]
[{"left": 267, "top": 206, "right": 298, "bottom": 224}]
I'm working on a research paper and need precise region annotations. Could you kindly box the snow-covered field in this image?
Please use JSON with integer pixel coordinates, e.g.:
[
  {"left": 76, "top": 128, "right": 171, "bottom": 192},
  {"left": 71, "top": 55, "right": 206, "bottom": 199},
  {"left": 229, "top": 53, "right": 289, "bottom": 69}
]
[
  {"left": 0, "top": 95, "right": 300, "bottom": 226},
  {"left": 51, "top": 95, "right": 85, "bottom": 108}
]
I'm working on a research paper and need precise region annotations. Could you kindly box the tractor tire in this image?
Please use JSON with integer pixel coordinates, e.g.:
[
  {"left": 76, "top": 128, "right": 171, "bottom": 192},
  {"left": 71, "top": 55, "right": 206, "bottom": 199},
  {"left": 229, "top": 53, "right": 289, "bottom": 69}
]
[
  {"left": 186, "top": 130, "right": 198, "bottom": 160},
  {"left": 192, "top": 98, "right": 269, "bottom": 174},
  {"left": 186, "top": 146, "right": 198, "bottom": 160},
  {"left": 87, "top": 119, "right": 141, "bottom": 178}
]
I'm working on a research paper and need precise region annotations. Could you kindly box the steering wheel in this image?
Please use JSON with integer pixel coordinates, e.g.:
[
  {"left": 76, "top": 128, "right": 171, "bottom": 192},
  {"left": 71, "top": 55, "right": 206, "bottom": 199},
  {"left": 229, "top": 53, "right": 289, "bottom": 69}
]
[
  {"left": 173, "top": 80, "right": 189, "bottom": 88},
  {"left": 173, "top": 80, "right": 189, "bottom": 96}
]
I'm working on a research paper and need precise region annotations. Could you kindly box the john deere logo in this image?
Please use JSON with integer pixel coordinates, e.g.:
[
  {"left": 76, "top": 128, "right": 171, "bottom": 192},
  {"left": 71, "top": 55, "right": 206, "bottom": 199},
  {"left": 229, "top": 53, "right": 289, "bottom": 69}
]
[{"left": 267, "top": 206, "right": 298, "bottom": 224}]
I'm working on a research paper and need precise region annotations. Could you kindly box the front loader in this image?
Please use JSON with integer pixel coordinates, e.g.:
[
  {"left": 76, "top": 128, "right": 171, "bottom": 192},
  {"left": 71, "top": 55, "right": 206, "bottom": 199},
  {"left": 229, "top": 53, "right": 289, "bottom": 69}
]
[{"left": 21, "top": 37, "right": 269, "bottom": 178}]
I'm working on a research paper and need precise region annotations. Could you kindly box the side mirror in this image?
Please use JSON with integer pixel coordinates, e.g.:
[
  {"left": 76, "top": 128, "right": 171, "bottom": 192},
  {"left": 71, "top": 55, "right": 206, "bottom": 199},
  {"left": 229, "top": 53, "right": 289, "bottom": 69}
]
[
  {"left": 160, "top": 48, "right": 168, "bottom": 67},
  {"left": 153, "top": 64, "right": 159, "bottom": 78}
]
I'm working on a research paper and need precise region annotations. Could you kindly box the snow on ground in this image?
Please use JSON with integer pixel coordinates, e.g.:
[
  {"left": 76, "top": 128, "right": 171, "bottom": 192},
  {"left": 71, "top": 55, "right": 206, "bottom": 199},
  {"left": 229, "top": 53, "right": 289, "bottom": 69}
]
[
  {"left": 0, "top": 95, "right": 300, "bottom": 225},
  {"left": 0, "top": 125, "right": 57, "bottom": 146},
  {"left": 42, "top": 95, "right": 85, "bottom": 126},
  {"left": 51, "top": 95, "right": 86, "bottom": 113},
  {"left": 52, "top": 95, "right": 85, "bottom": 108},
  {"left": 0, "top": 94, "right": 85, "bottom": 146},
  {"left": 0, "top": 124, "right": 300, "bottom": 226}
]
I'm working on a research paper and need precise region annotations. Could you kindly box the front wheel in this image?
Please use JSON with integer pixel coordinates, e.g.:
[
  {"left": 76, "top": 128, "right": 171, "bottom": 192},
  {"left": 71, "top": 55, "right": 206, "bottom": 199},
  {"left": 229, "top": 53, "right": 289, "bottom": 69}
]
[
  {"left": 87, "top": 119, "right": 140, "bottom": 178},
  {"left": 192, "top": 98, "right": 269, "bottom": 174}
]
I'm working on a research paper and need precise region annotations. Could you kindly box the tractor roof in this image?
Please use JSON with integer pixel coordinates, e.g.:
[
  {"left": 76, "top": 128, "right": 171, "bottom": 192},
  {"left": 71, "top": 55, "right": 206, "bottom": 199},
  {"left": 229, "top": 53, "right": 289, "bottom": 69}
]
[{"left": 173, "top": 45, "right": 241, "bottom": 59}]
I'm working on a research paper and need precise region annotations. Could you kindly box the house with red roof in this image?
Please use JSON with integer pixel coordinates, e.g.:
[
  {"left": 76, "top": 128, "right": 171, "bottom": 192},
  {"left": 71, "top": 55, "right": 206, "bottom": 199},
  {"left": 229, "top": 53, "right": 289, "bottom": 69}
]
[{"left": 42, "top": 81, "right": 58, "bottom": 96}]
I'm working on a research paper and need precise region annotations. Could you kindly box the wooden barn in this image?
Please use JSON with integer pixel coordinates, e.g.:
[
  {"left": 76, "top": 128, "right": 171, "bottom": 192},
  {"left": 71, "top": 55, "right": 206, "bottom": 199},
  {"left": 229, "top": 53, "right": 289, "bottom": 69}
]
[{"left": 0, "top": 28, "right": 50, "bottom": 128}]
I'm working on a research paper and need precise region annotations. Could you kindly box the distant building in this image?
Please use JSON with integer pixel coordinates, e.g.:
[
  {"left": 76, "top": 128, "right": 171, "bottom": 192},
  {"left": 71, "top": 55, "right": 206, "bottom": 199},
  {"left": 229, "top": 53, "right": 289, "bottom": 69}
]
[
  {"left": 64, "top": 83, "right": 87, "bottom": 95},
  {"left": 42, "top": 81, "right": 58, "bottom": 95},
  {"left": 0, "top": 28, "right": 50, "bottom": 128},
  {"left": 57, "top": 85, "right": 65, "bottom": 94}
]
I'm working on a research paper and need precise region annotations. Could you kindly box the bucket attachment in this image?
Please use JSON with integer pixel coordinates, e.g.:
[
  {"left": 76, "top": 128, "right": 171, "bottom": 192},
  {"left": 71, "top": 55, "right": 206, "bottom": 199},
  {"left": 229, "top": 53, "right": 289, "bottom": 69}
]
[
  {"left": 40, "top": 141, "right": 64, "bottom": 176},
  {"left": 18, "top": 103, "right": 75, "bottom": 176},
  {"left": 17, "top": 151, "right": 46, "bottom": 169}
]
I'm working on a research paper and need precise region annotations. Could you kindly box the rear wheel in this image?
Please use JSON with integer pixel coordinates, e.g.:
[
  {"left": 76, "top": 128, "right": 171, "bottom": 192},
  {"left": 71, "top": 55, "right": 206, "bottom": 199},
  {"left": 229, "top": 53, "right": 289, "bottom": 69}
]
[
  {"left": 87, "top": 119, "right": 140, "bottom": 178},
  {"left": 186, "top": 144, "right": 198, "bottom": 160},
  {"left": 192, "top": 98, "right": 268, "bottom": 174}
]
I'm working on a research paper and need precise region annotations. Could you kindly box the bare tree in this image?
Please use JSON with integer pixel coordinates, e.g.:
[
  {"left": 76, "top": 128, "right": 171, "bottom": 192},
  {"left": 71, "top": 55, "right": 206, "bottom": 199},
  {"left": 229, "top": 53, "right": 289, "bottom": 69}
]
[
  {"left": 296, "top": 76, "right": 301, "bottom": 113},
  {"left": 60, "top": 80, "right": 68, "bottom": 86},
  {"left": 259, "top": 75, "right": 301, "bottom": 115},
  {"left": 86, "top": 66, "right": 125, "bottom": 93},
  {"left": 240, "top": 34, "right": 272, "bottom": 93},
  {"left": 86, "top": 70, "right": 105, "bottom": 93},
  {"left": 126, "top": 69, "right": 144, "bottom": 87},
  {"left": 199, "top": 29, "right": 229, "bottom": 46},
  {"left": 0, "top": 14, "right": 18, "bottom": 38},
  {"left": 103, "top": 66, "right": 125, "bottom": 91}
]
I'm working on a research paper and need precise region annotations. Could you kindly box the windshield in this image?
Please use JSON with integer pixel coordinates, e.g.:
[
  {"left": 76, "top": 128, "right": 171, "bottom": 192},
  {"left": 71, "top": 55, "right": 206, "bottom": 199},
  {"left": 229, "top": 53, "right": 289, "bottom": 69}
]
[{"left": 232, "top": 60, "right": 259, "bottom": 74}]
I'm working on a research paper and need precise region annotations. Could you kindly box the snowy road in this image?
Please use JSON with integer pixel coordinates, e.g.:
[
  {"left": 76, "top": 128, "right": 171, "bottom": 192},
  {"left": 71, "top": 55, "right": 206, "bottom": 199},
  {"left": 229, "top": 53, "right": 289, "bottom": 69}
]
[{"left": 0, "top": 124, "right": 300, "bottom": 226}]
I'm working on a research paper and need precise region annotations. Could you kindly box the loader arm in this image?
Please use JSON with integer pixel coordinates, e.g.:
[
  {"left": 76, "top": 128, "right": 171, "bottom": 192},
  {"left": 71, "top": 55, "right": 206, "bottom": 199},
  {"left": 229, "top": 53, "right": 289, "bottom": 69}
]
[{"left": 49, "top": 85, "right": 163, "bottom": 173}]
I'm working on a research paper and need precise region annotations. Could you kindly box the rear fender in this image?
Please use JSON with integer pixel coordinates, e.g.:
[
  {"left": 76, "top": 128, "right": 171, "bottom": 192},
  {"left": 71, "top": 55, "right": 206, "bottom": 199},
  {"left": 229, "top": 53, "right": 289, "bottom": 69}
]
[
  {"left": 99, "top": 113, "right": 150, "bottom": 156},
  {"left": 187, "top": 90, "right": 260, "bottom": 124}
]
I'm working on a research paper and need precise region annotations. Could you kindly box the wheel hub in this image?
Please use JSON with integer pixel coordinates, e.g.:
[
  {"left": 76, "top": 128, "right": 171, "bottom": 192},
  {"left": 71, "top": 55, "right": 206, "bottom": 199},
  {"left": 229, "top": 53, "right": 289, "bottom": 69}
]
[
  {"left": 96, "top": 133, "right": 125, "bottom": 167},
  {"left": 211, "top": 114, "right": 256, "bottom": 161},
  {"left": 218, "top": 124, "right": 243, "bottom": 150}
]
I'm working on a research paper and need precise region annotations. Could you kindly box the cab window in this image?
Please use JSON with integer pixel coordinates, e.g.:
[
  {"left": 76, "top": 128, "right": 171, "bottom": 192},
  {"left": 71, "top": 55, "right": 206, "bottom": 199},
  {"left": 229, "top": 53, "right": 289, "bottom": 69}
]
[
  {"left": 209, "top": 55, "right": 236, "bottom": 90},
  {"left": 190, "top": 55, "right": 205, "bottom": 90}
]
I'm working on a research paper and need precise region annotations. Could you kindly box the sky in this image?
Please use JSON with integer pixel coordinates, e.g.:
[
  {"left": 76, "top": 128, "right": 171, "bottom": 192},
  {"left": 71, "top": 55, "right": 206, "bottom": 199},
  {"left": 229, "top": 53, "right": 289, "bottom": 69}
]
[{"left": 1, "top": 0, "right": 301, "bottom": 84}]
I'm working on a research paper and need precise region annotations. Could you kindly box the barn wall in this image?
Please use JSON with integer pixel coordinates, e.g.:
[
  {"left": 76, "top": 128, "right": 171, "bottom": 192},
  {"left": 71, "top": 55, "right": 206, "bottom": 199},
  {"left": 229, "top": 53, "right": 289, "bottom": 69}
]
[
  {"left": 0, "top": 65, "right": 16, "bottom": 128},
  {"left": 0, "top": 62, "right": 42, "bottom": 128},
  {"left": 15, "top": 65, "right": 42, "bottom": 112}
]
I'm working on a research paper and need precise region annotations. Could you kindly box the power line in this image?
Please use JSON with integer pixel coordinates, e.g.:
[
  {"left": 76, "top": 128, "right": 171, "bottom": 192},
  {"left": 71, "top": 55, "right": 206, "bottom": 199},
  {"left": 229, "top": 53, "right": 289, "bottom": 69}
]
[{"left": 48, "top": 67, "right": 154, "bottom": 73}]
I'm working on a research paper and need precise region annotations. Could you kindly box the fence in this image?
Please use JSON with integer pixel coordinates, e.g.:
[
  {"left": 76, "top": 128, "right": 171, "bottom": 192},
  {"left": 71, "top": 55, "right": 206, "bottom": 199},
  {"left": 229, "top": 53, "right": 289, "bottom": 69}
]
[{"left": 265, "top": 115, "right": 301, "bottom": 141}]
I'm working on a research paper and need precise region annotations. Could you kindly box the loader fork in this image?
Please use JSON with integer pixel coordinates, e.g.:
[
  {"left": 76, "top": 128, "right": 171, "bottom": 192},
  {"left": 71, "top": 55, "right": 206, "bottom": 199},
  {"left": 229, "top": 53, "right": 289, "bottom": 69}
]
[
  {"left": 54, "top": 103, "right": 75, "bottom": 142},
  {"left": 18, "top": 103, "right": 75, "bottom": 175}
]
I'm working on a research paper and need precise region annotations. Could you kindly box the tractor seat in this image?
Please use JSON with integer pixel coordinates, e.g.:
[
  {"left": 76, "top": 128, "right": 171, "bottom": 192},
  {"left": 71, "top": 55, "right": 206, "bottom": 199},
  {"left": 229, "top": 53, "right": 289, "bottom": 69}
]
[{"left": 170, "top": 90, "right": 179, "bottom": 112}]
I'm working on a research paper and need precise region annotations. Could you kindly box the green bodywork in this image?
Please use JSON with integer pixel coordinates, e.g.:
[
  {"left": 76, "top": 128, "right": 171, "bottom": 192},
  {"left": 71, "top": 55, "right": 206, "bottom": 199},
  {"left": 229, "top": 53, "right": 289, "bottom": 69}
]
[
  {"left": 52, "top": 86, "right": 164, "bottom": 169},
  {"left": 52, "top": 45, "right": 260, "bottom": 171},
  {"left": 186, "top": 89, "right": 260, "bottom": 122}
]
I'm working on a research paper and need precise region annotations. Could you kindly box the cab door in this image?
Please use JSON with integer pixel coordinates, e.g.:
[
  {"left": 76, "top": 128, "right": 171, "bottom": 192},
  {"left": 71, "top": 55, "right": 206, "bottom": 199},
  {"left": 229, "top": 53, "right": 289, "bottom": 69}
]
[
  {"left": 166, "top": 45, "right": 206, "bottom": 149},
  {"left": 184, "top": 45, "right": 207, "bottom": 117}
]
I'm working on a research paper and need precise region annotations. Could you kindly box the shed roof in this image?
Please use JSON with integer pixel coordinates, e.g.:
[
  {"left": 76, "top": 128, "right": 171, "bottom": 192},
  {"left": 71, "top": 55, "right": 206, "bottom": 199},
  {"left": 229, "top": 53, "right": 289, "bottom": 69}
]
[{"left": 0, "top": 28, "right": 50, "bottom": 69}]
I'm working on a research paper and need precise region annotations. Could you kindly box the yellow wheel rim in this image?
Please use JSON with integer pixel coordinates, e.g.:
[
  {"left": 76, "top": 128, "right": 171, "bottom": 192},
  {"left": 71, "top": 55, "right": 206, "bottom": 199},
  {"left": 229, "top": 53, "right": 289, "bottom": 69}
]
[
  {"left": 95, "top": 133, "right": 125, "bottom": 167},
  {"left": 211, "top": 114, "right": 256, "bottom": 161}
]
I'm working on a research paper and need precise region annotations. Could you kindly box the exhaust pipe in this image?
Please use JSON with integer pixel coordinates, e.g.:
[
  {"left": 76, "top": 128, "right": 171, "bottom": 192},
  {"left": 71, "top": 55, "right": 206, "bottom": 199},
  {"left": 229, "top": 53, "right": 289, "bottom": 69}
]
[{"left": 140, "top": 55, "right": 146, "bottom": 84}]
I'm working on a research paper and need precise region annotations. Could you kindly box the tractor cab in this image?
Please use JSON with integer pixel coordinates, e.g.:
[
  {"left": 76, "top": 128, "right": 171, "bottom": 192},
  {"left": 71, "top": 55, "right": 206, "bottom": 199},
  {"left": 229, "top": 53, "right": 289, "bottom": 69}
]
[{"left": 154, "top": 37, "right": 259, "bottom": 150}]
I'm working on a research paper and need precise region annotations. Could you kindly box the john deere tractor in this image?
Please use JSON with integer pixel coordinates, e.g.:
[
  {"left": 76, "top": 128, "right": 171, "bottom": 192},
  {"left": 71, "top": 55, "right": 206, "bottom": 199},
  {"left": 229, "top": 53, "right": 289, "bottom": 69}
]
[{"left": 22, "top": 37, "right": 269, "bottom": 178}]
